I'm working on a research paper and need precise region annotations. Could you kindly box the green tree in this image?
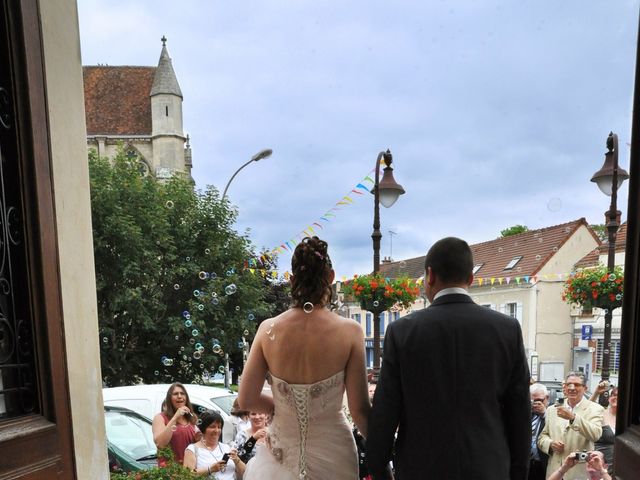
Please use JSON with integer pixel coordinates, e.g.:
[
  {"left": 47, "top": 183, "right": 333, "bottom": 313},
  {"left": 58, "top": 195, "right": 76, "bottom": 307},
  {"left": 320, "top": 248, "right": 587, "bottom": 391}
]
[
  {"left": 90, "top": 149, "right": 274, "bottom": 386},
  {"left": 500, "top": 225, "right": 529, "bottom": 237},
  {"left": 590, "top": 224, "right": 607, "bottom": 241}
]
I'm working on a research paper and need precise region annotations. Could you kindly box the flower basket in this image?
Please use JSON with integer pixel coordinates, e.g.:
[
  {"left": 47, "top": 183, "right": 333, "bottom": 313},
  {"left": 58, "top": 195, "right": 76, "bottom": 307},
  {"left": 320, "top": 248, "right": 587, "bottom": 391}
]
[
  {"left": 562, "top": 264, "right": 624, "bottom": 311},
  {"left": 342, "top": 274, "right": 420, "bottom": 314}
]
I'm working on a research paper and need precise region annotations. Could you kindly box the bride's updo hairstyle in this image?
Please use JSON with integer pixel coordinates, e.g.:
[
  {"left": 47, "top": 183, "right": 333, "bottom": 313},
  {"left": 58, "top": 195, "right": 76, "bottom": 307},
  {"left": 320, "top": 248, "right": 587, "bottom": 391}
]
[{"left": 290, "top": 236, "right": 333, "bottom": 308}]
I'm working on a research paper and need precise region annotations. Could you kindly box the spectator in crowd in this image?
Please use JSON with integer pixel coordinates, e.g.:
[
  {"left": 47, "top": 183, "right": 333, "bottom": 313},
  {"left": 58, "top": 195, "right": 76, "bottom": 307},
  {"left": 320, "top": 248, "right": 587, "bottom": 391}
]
[
  {"left": 529, "top": 383, "right": 549, "bottom": 480},
  {"left": 233, "top": 411, "right": 267, "bottom": 463},
  {"left": 591, "top": 384, "right": 617, "bottom": 474},
  {"left": 229, "top": 398, "right": 251, "bottom": 440},
  {"left": 184, "top": 411, "right": 245, "bottom": 479},
  {"left": 152, "top": 383, "right": 199, "bottom": 465},
  {"left": 547, "top": 450, "right": 612, "bottom": 480},
  {"left": 538, "top": 372, "right": 604, "bottom": 480}
]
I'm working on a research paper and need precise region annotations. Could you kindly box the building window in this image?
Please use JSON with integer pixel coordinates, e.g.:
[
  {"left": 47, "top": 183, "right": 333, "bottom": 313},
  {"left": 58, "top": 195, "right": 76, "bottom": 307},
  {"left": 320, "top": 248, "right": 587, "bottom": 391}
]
[
  {"left": 596, "top": 339, "right": 621, "bottom": 375},
  {"left": 504, "top": 256, "right": 523, "bottom": 270},
  {"left": 351, "top": 313, "right": 361, "bottom": 325},
  {"left": 379, "top": 312, "right": 385, "bottom": 336},
  {"left": 366, "top": 313, "right": 372, "bottom": 337},
  {"left": 472, "top": 263, "right": 484, "bottom": 274},
  {"left": 165, "top": 105, "right": 169, "bottom": 116},
  {"left": 506, "top": 302, "right": 518, "bottom": 318}
]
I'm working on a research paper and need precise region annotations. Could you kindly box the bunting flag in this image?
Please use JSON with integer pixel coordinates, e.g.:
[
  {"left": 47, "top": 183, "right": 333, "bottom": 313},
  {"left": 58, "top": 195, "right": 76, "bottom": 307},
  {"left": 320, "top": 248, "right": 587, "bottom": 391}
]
[{"left": 471, "top": 272, "right": 570, "bottom": 287}]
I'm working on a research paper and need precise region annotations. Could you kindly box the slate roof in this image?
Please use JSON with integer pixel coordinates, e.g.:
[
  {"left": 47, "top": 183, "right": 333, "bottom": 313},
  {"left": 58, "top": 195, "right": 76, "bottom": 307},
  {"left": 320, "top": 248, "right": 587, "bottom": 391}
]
[
  {"left": 150, "top": 45, "right": 183, "bottom": 98},
  {"left": 574, "top": 222, "right": 627, "bottom": 269},
  {"left": 83, "top": 66, "right": 155, "bottom": 136},
  {"left": 378, "top": 218, "right": 600, "bottom": 282}
]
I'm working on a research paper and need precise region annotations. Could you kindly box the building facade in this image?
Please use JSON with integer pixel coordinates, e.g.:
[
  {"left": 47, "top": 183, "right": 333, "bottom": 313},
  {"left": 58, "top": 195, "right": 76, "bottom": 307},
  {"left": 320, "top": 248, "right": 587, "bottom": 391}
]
[{"left": 83, "top": 38, "right": 192, "bottom": 179}]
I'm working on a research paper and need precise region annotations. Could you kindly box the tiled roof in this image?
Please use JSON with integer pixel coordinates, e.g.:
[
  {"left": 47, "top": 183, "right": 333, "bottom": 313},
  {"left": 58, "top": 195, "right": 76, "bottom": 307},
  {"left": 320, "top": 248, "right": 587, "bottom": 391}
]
[
  {"left": 378, "top": 218, "right": 598, "bottom": 281},
  {"left": 83, "top": 66, "right": 155, "bottom": 136},
  {"left": 574, "top": 222, "right": 627, "bottom": 268}
]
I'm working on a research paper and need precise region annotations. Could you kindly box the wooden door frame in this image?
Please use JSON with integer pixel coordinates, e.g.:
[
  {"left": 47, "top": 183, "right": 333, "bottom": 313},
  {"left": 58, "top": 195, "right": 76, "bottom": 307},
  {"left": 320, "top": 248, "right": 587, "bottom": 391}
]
[{"left": 0, "top": 1, "right": 76, "bottom": 478}]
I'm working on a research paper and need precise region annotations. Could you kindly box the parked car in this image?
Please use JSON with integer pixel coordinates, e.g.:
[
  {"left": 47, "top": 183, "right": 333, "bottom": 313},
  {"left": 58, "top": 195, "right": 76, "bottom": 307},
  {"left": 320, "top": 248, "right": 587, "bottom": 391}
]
[
  {"left": 105, "top": 406, "right": 157, "bottom": 473},
  {"left": 102, "top": 384, "right": 237, "bottom": 443}
]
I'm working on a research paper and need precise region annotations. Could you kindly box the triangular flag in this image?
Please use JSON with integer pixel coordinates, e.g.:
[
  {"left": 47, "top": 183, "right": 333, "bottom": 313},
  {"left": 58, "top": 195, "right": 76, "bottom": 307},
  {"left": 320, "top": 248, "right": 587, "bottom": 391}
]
[
  {"left": 478, "top": 278, "right": 484, "bottom": 286},
  {"left": 498, "top": 278, "right": 503, "bottom": 285},
  {"left": 505, "top": 277, "right": 511, "bottom": 284},
  {"left": 490, "top": 278, "right": 496, "bottom": 285}
]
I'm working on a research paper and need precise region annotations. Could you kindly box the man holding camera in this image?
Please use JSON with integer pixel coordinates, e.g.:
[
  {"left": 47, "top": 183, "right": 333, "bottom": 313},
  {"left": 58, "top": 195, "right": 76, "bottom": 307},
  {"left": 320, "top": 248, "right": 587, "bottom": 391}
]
[
  {"left": 547, "top": 451, "right": 611, "bottom": 480},
  {"left": 538, "top": 373, "right": 604, "bottom": 480},
  {"left": 528, "top": 383, "right": 549, "bottom": 480}
]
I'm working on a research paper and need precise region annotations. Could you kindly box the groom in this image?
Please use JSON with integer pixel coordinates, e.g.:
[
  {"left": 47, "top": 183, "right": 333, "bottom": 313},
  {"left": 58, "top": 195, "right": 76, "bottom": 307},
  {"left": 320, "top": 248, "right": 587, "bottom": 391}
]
[{"left": 367, "top": 237, "right": 531, "bottom": 480}]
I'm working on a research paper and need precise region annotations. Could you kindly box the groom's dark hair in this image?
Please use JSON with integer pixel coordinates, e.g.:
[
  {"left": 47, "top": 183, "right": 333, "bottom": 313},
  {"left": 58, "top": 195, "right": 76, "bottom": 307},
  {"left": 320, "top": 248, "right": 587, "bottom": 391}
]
[{"left": 424, "top": 237, "right": 474, "bottom": 284}]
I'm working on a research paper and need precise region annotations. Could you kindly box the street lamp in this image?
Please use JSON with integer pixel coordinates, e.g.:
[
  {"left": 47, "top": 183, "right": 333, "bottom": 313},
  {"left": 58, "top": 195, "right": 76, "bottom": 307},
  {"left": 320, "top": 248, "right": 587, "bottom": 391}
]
[
  {"left": 371, "top": 149, "right": 405, "bottom": 379},
  {"left": 590, "top": 132, "right": 629, "bottom": 382},
  {"left": 221, "top": 148, "right": 272, "bottom": 388},
  {"left": 222, "top": 148, "right": 273, "bottom": 199}
]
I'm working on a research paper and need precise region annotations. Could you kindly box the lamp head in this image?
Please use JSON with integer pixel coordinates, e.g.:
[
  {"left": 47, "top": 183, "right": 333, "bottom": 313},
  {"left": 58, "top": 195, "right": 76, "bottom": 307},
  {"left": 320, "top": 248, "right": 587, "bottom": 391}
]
[
  {"left": 378, "top": 150, "right": 405, "bottom": 208},
  {"left": 590, "top": 133, "right": 629, "bottom": 196},
  {"left": 252, "top": 148, "right": 273, "bottom": 162}
]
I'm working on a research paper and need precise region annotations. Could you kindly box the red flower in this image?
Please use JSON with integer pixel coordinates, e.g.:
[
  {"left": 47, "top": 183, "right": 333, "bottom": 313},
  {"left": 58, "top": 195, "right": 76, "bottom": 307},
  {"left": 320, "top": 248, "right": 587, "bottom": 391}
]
[{"left": 592, "top": 291, "right": 598, "bottom": 299}]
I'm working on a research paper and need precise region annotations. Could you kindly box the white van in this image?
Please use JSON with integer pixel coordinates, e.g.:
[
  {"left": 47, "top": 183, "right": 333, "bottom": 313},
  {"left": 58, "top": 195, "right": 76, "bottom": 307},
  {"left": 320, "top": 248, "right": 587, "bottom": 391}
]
[{"left": 102, "top": 384, "right": 237, "bottom": 443}]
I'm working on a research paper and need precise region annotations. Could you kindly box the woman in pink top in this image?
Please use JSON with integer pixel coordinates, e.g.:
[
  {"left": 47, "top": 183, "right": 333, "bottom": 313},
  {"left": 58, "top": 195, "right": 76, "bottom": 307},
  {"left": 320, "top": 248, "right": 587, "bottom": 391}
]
[{"left": 152, "top": 382, "right": 199, "bottom": 465}]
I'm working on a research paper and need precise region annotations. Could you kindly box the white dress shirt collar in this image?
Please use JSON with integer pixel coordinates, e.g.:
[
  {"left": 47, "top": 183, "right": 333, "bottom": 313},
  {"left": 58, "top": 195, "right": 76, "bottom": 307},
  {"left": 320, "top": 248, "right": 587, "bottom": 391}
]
[{"left": 434, "top": 287, "right": 470, "bottom": 300}]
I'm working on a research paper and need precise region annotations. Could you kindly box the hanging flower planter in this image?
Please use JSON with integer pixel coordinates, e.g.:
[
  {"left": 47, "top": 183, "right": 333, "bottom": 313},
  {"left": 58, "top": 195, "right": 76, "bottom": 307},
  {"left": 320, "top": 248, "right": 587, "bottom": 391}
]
[
  {"left": 342, "top": 274, "right": 420, "bottom": 314},
  {"left": 562, "top": 264, "right": 624, "bottom": 311}
]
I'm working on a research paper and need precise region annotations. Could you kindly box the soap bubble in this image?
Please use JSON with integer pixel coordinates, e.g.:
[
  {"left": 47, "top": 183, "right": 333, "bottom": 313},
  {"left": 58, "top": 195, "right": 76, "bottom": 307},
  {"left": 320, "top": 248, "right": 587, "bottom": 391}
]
[
  {"left": 399, "top": 260, "right": 406, "bottom": 269},
  {"left": 212, "top": 344, "right": 222, "bottom": 354},
  {"left": 225, "top": 284, "right": 237, "bottom": 295},
  {"left": 192, "top": 329, "right": 199, "bottom": 337},
  {"left": 183, "top": 311, "right": 191, "bottom": 318},
  {"left": 165, "top": 200, "right": 174, "bottom": 209},
  {"left": 211, "top": 297, "right": 220, "bottom": 305},
  {"left": 373, "top": 300, "right": 379, "bottom": 307},
  {"left": 243, "top": 329, "right": 249, "bottom": 336},
  {"left": 248, "top": 313, "right": 255, "bottom": 321},
  {"left": 193, "top": 290, "right": 201, "bottom": 297},
  {"left": 189, "top": 338, "right": 196, "bottom": 345},
  {"left": 498, "top": 247, "right": 503, "bottom": 253},
  {"left": 199, "top": 271, "right": 208, "bottom": 280},
  {"left": 535, "top": 255, "right": 541, "bottom": 261},
  {"left": 616, "top": 294, "right": 622, "bottom": 301},
  {"left": 547, "top": 197, "right": 562, "bottom": 212},
  {"left": 197, "top": 304, "right": 205, "bottom": 311},
  {"left": 102, "top": 337, "right": 108, "bottom": 343},
  {"left": 210, "top": 272, "right": 217, "bottom": 279},
  {"left": 154, "top": 370, "right": 159, "bottom": 375},
  {"left": 184, "top": 319, "right": 192, "bottom": 327},
  {"left": 193, "top": 351, "right": 202, "bottom": 360},
  {"left": 235, "top": 306, "right": 240, "bottom": 311},
  {"left": 195, "top": 343, "right": 203, "bottom": 350},
  {"left": 218, "top": 366, "right": 225, "bottom": 374},
  {"left": 173, "top": 284, "right": 180, "bottom": 290},
  {"left": 204, "top": 248, "right": 211, "bottom": 255}
]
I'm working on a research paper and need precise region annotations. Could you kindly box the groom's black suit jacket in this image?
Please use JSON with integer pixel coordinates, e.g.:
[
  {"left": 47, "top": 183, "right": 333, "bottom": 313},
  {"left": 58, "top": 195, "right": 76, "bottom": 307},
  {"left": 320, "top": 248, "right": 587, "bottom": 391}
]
[{"left": 367, "top": 294, "right": 531, "bottom": 480}]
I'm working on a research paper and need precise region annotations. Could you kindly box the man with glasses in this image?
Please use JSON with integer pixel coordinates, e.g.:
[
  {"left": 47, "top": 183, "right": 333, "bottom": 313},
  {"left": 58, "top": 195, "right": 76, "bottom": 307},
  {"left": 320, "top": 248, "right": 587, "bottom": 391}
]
[
  {"left": 538, "top": 373, "right": 604, "bottom": 480},
  {"left": 529, "top": 383, "right": 549, "bottom": 480}
]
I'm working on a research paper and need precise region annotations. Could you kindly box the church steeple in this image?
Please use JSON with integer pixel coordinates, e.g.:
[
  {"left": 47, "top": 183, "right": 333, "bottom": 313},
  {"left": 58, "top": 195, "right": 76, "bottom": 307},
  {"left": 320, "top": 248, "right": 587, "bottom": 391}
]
[{"left": 150, "top": 36, "right": 182, "bottom": 98}]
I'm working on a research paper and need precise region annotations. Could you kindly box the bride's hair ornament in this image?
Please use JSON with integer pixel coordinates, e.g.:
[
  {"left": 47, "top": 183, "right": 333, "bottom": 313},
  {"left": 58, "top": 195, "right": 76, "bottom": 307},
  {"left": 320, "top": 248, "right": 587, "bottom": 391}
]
[{"left": 290, "top": 236, "right": 333, "bottom": 309}]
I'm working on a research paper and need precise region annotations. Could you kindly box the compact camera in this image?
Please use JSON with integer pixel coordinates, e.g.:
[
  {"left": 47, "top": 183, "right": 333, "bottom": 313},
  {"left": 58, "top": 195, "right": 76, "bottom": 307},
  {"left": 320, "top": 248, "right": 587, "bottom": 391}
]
[
  {"left": 221, "top": 453, "right": 230, "bottom": 464},
  {"left": 555, "top": 397, "right": 564, "bottom": 406},
  {"left": 574, "top": 451, "right": 589, "bottom": 462}
]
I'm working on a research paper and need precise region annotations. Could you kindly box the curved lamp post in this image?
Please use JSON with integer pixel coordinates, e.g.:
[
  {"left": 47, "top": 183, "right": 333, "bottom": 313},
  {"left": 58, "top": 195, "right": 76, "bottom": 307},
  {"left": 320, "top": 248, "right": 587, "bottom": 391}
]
[
  {"left": 371, "top": 149, "right": 405, "bottom": 379},
  {"left": 221, "top": 148, "right": 272, "bottom": 388},
  {"left": 222, "top": 148, "right": 273, "bottom": 199},
  {"left": 590, "top": 132, "right": 629, "bottom": 382}
]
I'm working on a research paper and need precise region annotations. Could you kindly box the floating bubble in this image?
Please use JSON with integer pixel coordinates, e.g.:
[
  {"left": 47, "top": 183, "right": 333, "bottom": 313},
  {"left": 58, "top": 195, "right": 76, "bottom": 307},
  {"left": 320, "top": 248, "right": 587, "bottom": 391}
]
[
  {"left": 165, "top": 200, "right": 174, "bottom": 209},
  {"left": 303, "top": 302, "right": 314, "bottom": 313},
  {"left": 171, "top": 425, "right": 177, "bottom": 432},
  {"left": 616, "top": 294, "right": 622, "bottom": 301},
  {"left": 399, "top": 260, "right": 407, "bottom": 269},
  {"left": 199, "top": 271, "right": 208, "bottom": 280},
  {"left": 102, "top": 337, "right": 108, "bottom": 343},
  {"left": 186, "top": 256, "right": 191, "bottom": 262},
  {"left": 174, "top": 335, "right": 179, "bottom": 340},
  {"left": 185, "top": 320, "right": 192, "bottom": 328},
  {"left": 193, "top": 351, "right": 202, "bottom": 360},
  {"left": 197, "top": 304, "right": 205, "bottom": 311},
  {"left": 192, "top": 329, "right": 199, "bottom": 337},
  {"left": 173, "top": 284, "right": 180, "bottom": 290},
  {"left": 248, "top": 313, "right": 255, "bottom": 321},
  {"left": 218, "top": 366, "right": 225, "bottom": 373},
  {"left": 225, "top": 284, "right": 237, "bottom": 295},
  {"left": 189, "top": 338, "right": 196, "bottom": 345},
  {"left": 538, "top": 237, "right": 543, "bottom": 243},
  {"left": 211, "top": 297, "right": 220, "bottom": 305},
  {"left": 200, "top": 364, "right": 205, "bottom": 369},
  {"left": 226, "top": 269, "right": 234, "bottom": 277},
  {"left": 195, "top": 343, "right": 203, "bottom": 350},
  {"left": 535, "top": 255, "right": 541, "bottom": 261},
  {"left": 193, "top": 290, "right": 201, "bottom": 297},
  {"left": 373, "top": 300, "right": 380, "bottom": 307},
  {"left": 235, "top": 306, "right": 240, "bottom": 312},
  {"left": 552, "top": 247, "right": 558, "bottom": 252},
  {"left": 183, "top": 310, "right": 191, "bottom": 318},
  {"left": 212, "top": 344, "right": 222, "bottom": 354},
  {"left": 154, "top": 370, "right": 159, "bottom": 376},
  {"left": 565, "top": 227, "right": 571, "bottom": 233},
  {"left": 196, "top": 418, "right": 203, "bottom": 425},
  {"left": 204, "top": 248, "right": 211, "bottom": 255},
  {"left": 609, "top": 274, "right": 617, "bottom": 281},
  {"left": 180, "top": 346, "right": 186, "bottom": 351},
  {"left": 517, "top": 267, "right": 522, "bottom": 273},
  {"left": 182, "top": 355, "right": 188, "bottom": 360},
  {"left": 243, "top": 329, "right": 249, "bottom": 336},
  {"left": 162, "top": 358, "right": 173, "bottom": 367},
  {"left": 498, "top": 247, "right": 503, "bottom": 253},
  {"left": 547, "top": 197, "right": 562, "bottom": 212},
  {"left": 604, "top": 309, "right": 609, "bottom": 314}
]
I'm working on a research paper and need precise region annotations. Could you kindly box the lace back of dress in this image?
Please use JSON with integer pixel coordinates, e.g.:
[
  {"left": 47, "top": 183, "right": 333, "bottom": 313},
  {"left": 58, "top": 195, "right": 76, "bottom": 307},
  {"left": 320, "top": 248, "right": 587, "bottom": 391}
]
[{"left": 290, "top": 385, "right": 310, "bottom": 479}]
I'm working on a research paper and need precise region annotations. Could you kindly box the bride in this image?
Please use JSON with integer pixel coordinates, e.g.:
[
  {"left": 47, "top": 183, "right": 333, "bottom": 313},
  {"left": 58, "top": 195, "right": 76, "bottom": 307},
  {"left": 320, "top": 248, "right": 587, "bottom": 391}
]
[{"left": 238, "top": 236, "right": 370, "bottom": 480}]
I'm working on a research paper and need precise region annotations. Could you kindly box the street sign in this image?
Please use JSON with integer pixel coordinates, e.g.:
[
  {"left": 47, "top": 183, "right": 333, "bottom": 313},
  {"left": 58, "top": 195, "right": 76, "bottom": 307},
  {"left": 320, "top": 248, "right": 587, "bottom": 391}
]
[{"left": 581, "top": 324, "right": 593, "bottom": 340}]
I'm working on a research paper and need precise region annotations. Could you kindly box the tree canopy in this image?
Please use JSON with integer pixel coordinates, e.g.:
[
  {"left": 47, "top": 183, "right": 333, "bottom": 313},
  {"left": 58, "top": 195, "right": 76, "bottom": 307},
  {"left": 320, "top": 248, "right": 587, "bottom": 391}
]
[
  {"left": 500, "top": 225, "right": 529, "bottom": 237},
  {"left": 90, "top": 150, "right": 281, "bottom": 386}
]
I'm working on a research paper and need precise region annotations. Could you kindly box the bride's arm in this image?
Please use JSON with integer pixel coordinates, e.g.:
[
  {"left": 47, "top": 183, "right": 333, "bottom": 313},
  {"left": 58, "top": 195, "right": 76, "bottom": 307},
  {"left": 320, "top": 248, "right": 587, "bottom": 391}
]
[
  {"left": 238, "top": 320, "right": 274, "bottom": 414},
  {"left": 344, "top": 322, "right": 371, "bottom": 437}
]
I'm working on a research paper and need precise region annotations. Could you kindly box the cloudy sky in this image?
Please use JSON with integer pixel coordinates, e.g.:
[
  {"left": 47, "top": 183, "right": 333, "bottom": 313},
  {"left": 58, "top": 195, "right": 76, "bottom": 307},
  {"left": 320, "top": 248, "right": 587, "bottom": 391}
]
[{"left": 77, "top": 1, "right": 639, "bottom": 279}]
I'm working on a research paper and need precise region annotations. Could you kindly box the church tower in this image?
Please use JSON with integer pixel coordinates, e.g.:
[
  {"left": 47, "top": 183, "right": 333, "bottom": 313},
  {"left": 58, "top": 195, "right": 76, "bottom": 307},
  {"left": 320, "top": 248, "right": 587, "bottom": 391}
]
[{"left": 150, "top": 36, "right": 190, "bottom": 179}]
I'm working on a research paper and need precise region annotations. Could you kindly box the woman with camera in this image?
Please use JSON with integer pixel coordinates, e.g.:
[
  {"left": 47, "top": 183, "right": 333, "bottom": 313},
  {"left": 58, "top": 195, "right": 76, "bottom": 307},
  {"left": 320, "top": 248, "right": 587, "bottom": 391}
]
[
  {"left": 152, "top": 382, "right": 199, "bottom": 465},
  {"left": 184, "top": 411, "right": 246, "bottom": 479}
]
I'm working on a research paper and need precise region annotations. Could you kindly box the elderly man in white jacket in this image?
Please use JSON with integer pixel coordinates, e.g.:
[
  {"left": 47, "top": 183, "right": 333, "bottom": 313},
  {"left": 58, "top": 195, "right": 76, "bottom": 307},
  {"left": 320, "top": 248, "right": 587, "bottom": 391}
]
[{"left": 538, "top": 372, "right": 604, "bottom": 480}]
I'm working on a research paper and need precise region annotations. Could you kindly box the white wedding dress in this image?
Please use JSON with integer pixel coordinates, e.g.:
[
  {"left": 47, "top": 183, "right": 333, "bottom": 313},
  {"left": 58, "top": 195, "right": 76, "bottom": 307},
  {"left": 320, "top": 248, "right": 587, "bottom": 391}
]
[{"left": 243, "top": 370, "right": 358, "bottom": 480}]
